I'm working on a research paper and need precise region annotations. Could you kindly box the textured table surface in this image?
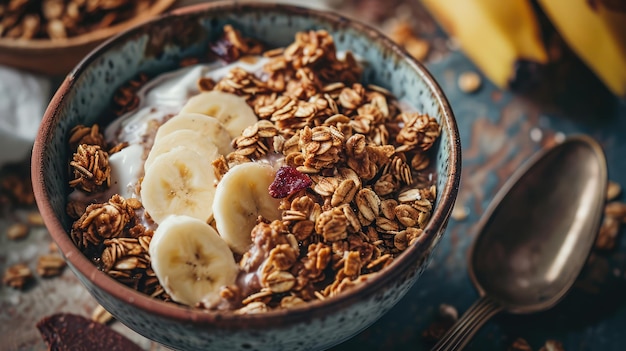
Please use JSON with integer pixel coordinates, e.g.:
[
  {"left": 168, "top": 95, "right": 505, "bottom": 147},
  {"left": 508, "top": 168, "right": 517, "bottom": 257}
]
[{"left": 1, "top": 1, "right": 626, "bottom": 350}]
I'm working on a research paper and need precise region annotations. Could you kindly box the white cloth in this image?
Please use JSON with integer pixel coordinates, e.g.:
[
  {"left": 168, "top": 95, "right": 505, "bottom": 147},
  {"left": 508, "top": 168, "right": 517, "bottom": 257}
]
[{"left": 0, "top": 66, "right": 50, "bottom": 165}]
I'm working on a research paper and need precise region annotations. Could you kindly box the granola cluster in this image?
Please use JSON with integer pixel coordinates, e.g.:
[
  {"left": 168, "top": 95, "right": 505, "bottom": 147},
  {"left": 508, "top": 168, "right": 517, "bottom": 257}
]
[
  {"left": 0, "top": 0, "right": 155, "bottom": 40},
  {"left": 64, "top": 26, "right": 442, "bottom": 312},
  {"left": 65, "top": 124, "right": 169, "bottom": 300},
  {"left": 201, "top": 27, "right": 441, "bottom": 310},
  {"left": 595, "top": 180, "right": 626, "bottom": 250}
]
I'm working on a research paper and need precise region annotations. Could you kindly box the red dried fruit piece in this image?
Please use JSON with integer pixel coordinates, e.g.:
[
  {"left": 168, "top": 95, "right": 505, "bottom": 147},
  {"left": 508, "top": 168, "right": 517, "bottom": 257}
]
[
  {"left": 269, "top": 166, "right": 312, "bottom": 198},
  {"left": 37, "top": 313, "right": 143, "bottom": 351},
  {"left": 210, "top": 36, "right": 239, "bottom": 63}
]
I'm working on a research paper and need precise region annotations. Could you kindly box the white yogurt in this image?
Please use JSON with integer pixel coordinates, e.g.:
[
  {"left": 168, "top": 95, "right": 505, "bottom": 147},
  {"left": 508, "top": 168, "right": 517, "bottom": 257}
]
[
  {"left": 98, "top": 56, "right": 271, "bottom": 203},
  {"left": 104, "top": 57, "right": 269, "bottom": 146}
]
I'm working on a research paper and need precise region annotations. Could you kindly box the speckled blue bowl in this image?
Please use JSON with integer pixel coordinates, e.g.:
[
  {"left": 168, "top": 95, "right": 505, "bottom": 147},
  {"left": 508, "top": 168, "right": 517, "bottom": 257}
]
[{"left": 32, "top": 2, "right": 460, "bottom": 350}]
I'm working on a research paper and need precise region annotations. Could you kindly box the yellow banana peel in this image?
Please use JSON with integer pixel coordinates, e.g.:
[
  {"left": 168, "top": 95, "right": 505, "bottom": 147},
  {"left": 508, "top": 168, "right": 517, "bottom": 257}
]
[
  {"left": 421, "top": 0, "right": 549, "bottom": 89},
  {"left": 538, "top": 0, "right": 626, "bottom": 98}
]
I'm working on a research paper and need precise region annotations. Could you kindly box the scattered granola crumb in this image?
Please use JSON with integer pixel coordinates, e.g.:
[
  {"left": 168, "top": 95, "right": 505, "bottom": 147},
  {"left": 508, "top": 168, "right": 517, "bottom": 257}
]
[
  {"left": 595, "top": 200, "right": 626, "bottom": 250},
  {"left": 539, "top": 340, "right": 565, "bottom": 351},
  {"left": 422, "top": 303, "right": 458, "bottom": 342},
  {"left": 1, "top": 172, "right": 35, "bottom": 205},
  {"left": 6, "top": 223, "right": 29, "bottom": 240},
  {"left": 386, "top": 19, "right": 430, "bottom": 61},
  {"left": 607, "top": 181, "right": 622, "bottom": 201},
  {"left": 27, "top": 211, "right": 45, "bottom": 226},
  {"left": 2, "top": 263, "right": 33, "bottom": 289},
  {"left": 49, "top": 241, "right": 59, "bottom": 253},
  {"left": 508, "top": 338, "right": 533, "bottom": 351},
  {"left": 91, "top": 304, "right": 114, "bottom": 325},
  {"left": 458, "top": 71, "right": 482, "bottom": 93},
  {"left": 595, "top": 216, "right": 619, "bottom": 250},
  {"left": 438, "top": 303, "right": 458, "bottom": 321},
  {"left": 404, "top": 37, "right": 430, "bottom": 61},
  {"left": 451, "top": 205, "right": 469, "bottom": 221},
  {"left": 37, "top": 255, "right": 67, "bottom": 278},
  {"left": 605, "top": 201, "right": 626, "bottom": 223}
]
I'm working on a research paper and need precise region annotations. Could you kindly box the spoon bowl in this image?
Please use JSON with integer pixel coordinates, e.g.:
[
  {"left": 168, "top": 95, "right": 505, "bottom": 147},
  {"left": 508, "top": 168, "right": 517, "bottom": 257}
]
[{"left": 434, "top": 136, "right": 607, "bottom": 351}]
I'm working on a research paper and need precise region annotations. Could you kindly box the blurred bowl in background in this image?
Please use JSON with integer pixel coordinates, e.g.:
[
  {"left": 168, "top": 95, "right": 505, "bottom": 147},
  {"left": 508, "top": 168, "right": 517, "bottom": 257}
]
[{"left": 0, "top": 0, "right": 175, "bottom": 76}]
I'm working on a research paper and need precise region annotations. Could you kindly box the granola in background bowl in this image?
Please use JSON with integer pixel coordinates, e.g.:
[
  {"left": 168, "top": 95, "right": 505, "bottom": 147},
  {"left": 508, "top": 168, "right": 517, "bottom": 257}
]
[{"left": 0, "top": 0, "right": 175, "bottom": 75}]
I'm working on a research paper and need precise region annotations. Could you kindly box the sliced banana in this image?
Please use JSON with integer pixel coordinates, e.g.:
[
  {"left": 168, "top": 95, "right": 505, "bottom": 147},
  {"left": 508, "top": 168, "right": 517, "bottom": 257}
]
[
  {"left": 154, "top": 113, "right": 234, "bottom": 156},
  {"left": 149, "top": 214, "right": 238, "bottom": 306},
  {"left": 213, "top": 162, "right": 282, "bottom": 254},
  {"left": 180, "top": 90, "right": 258, "bottom": 139},
  {"left": 144, "top": 129, "right": 220, "bottom": 173},
  {"left": 140, "top": 147, "right": 217, "bottom": 224}
]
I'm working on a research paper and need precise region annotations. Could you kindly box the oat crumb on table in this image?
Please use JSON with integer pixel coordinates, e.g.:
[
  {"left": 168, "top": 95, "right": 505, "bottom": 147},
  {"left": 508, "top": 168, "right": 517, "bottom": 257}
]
[
  {"left": 508, "top": 338, "right": 532, "bottom": 351},
  {"left": 37, "top": 254, "right": 67, "bottom": 278},
  {"left": 458, "top": 71, "right": 482, "bottom": 93},
  {"left": 2, "top": 262, "right": 33, "bottom": 289},
  {"left": 6, "top": 222, "right": 29, "bottom": 240}
]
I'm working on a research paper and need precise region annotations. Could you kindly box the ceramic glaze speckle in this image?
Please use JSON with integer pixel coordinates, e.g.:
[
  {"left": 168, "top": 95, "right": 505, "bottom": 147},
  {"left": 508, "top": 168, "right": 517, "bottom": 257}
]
[{"left": 32, "top": 3, "right": 460, "bottom": 351}]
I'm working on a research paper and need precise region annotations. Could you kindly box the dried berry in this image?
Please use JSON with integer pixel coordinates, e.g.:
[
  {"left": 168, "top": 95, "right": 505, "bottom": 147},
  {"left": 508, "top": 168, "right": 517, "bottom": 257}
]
[{"left": 268, "top": 166, "right": 312, "bottom": 198}]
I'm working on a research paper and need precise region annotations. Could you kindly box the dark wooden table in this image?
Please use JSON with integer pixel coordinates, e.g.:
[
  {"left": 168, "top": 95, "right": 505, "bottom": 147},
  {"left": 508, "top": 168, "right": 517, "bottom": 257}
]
[{"left": 1, "top": 1, "right": 625, "bottom": 350}]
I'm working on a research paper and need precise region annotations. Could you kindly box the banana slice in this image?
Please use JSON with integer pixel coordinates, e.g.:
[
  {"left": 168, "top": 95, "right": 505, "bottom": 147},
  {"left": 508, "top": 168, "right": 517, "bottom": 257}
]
[
  {"left": 144, "top": 129, "right": 220, "bottom": 173},
  {"left": 213, "top": 162, "right": 282, "bottom": 254},
  {"left": 180, "top": 91, "right": 258, "bottom": 139},
  {"left": 154, "top": 113, "right": 234, "bottom": 156},
  {"left": 140, "top": 147, "right": 217, "bottom": 224},
  {"left": 149, "top": 214, "right": 238, "bottom": 306}
]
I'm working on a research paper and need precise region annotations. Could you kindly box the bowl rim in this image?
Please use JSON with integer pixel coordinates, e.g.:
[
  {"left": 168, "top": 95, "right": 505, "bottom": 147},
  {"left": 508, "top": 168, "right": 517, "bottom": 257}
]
[
  {"left": 0, "top": 0, "right": 175, "bottom": 51},
  {"left": 32, "top": 1, "right": 461, "bottom": 330}
]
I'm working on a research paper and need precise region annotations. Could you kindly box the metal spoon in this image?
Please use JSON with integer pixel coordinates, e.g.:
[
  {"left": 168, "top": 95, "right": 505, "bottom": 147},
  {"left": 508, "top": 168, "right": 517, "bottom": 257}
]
[{"left": 432, "top": 135, "right": 607, "bottom": 351}]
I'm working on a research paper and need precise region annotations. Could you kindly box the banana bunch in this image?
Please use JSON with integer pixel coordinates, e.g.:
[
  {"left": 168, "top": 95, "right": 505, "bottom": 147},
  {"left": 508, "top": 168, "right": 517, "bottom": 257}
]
[
  {"left": 140, "top": 90, "right": 281, "bottom": 306},
  {"left": 421, "top": 0, "right": 626, "bottom": 97}
]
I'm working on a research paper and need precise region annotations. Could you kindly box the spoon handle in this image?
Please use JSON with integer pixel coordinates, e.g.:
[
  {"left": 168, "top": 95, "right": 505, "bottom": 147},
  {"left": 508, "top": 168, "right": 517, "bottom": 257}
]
[{"left": 430, "top": 296, "right": 503, "bottom": 351}]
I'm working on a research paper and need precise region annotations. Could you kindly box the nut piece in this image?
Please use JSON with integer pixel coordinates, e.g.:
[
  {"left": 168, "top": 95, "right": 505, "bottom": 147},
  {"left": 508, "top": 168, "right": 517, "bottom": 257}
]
[
  {"left": 508, "top": 338, "right": 532, "bottom": 351},
  {"left": 458, "top": 71, "right": 482, "bottom": 93},
  {"left": 404, "top": 37, "right": 430, "bottom": 61},
  {"left": 386, "top": 20, "right": 430, "bottom": 61},
  {"left": 595, "top": 216, "right": 620, "bottom": 250},
  {"left": 91, "top": 304, "right": 114, "bottom": 324},
  {"left": 37, "top": 254, "right": 67, "bottom": 277},
  {"left": 539, "top": 340, "right": 565, "bottom": 351},
  {"left": 27, "top": 211, "right": 45, "bottom": 226},
  {"left": 3, "top": 263, "right": 33, "bottom": 289},
  {"left": 451, "top": 205, "right": 469, "bottom": 221},
  {"left": 607, "top": 180, "right": 622, "bottom": 201},
  {"left": 6, "top": 223, "right": 29, "bottom": 240},
  {"left": 605, "top": 201, "right": 626, "bottom": 223},
  {"left": 48, "top": 241, "right": 59, "bottom": 253}
]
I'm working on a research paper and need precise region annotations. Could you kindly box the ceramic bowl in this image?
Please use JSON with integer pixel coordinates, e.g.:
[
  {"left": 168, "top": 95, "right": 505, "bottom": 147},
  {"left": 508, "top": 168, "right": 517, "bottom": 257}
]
[
  {"left": 0, "top": 0, "right": 174, "bottom": 75},
  {"left": 32, "top": 2, "right": 461, "bottom": 350}
]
